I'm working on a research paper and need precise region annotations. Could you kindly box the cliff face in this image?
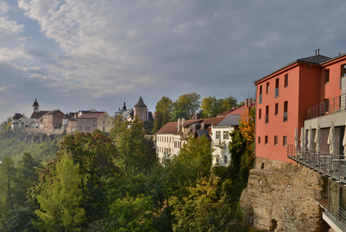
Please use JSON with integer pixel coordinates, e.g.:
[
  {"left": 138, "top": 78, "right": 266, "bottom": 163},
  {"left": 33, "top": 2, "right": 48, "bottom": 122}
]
[{"left": 240, "top": 162, "right": 329, "bottom": 232}]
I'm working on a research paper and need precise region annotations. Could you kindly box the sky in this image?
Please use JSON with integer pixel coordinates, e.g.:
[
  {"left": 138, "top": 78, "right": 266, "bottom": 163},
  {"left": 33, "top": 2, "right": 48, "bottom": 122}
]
[{"left": 1, "top": 0, "right": 346, "bottom": 123}]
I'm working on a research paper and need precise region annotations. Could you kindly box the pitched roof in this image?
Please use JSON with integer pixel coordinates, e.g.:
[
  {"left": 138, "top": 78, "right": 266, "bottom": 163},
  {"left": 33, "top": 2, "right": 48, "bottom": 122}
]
[
  {"left": 134, "top": 97, "right": 147, "bottom": 107},
  {"left": 12, "top": 113, "right": 23, "bottom": 120},
  {"left": 78, "top": 112, "right": 105, "bottom": 119},
  {"left": 30, "top": 111, "right": 49, "bottom": 119},
  {"left": 45, "top": 109, "right": 64, "bottom": 116},
  {"left": 201, "top": 116, "right": 225, "bottom": 126},
  {"left": 254, "top": 53, "right": 332, "bottom": 84},
  {"left": 228, "top": 103, "right": 256, "bottom": 116},
  {"left": 217, "top": 114, "right": 241, "bottom": 127},
  {"left": 297, "top": 54, "right": 331, "bottom": 64}
]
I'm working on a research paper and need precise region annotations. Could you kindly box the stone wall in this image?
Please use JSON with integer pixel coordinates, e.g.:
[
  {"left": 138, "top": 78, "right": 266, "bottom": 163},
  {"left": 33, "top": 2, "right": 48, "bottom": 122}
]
[{"left": 240, "top": 158, "right": 329, "bottom": 232}]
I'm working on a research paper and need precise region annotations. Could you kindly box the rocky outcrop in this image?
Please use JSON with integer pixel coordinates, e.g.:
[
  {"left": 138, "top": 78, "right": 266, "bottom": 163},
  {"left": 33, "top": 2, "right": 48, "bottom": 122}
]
[{"left": 240, "top": 162, "right": 329, "bottom": 232}]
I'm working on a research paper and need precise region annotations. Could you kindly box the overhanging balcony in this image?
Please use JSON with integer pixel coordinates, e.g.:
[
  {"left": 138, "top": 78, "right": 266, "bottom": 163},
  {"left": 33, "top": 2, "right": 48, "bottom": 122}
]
[
  {"left": 306, "top": 93, "right": 346, "bottom": 120},
  {"left": 287, "top": 145, "right": 346, "bottom": 183}
]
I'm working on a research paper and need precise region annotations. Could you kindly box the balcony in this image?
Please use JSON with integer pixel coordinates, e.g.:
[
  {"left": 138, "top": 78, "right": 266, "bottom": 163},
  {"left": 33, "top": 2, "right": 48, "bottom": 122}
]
[
  {"left": 306, "top": 93, "right": 346, "bottom": 120},
  {"left": 288, "top": 145, "right": 346, "bottom": 231},
  {"left": 213, "top": 139, "right": 226, "bottom": 148},
  {"left": 287, "top": 145, "right": 346, "bottom": 183}
]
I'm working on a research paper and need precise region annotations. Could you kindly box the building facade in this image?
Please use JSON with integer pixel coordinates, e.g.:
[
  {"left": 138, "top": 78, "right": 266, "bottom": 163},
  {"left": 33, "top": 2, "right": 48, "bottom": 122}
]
[{"left": 255, "top": 51, "right": 346, "bottom": 231}]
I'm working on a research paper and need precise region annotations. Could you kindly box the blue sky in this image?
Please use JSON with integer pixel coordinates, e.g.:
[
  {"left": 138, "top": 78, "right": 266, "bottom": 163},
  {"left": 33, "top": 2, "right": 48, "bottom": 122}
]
[{"left": 1, "top": 0, "right": 346, "bottom": 123}]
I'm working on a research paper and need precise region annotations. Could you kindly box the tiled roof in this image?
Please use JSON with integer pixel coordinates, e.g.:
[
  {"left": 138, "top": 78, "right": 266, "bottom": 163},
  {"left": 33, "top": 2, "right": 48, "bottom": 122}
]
[
  {"left": 30, "top": 111, "right": 49, "bottom": 119},
  {"left": 45, "top": 109, "right": 64, "bottom": 116},
  {"left": 12, "top": 113, "right": 23, "bottom": 120},
  {"left": 201, "top": 116, "right": 225, "bottom": 126},
  {"left": 297, "top": 54, "right": 331, "bottom": 64},
  {"left": 217, "top": 114, "right": 241, "bottom": 127},
  {"left": 156, "top": 121, "right": 178, "bottom": 134},
  {"left": 134, "top": 97, "right": 147, "bottom": 107},
  {"left": 78, "top": 112, "right": 105, "bottom": 119},
  {"left": 228, "top": 103, "right": 256, "bottom": 116}
]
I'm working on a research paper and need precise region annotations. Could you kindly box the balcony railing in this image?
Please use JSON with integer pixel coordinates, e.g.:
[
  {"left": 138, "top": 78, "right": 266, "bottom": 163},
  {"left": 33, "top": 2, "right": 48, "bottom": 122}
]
[
  {"left": 288, "top": 145, "right": 346, "bottom": 230},
  {"left": 306, "top": 93, "right": 346, "bottom": 119},
  {"left": 214, "top": 139, "right": 226, "bottom": 148},
  {"left": 287, "top": 145, "right": 346, "bottom": 183}
]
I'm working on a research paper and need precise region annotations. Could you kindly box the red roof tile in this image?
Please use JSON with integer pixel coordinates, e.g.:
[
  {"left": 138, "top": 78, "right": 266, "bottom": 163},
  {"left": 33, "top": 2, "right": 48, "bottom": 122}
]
[{"left": 78, "top": 112, "right": 105, "bottom": 119}]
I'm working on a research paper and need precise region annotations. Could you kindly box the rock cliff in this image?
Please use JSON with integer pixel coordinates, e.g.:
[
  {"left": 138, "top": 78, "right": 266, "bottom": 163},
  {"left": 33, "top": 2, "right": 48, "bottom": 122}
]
[{"left": 240, "top": 162, "right": 329, "bottom": 232}]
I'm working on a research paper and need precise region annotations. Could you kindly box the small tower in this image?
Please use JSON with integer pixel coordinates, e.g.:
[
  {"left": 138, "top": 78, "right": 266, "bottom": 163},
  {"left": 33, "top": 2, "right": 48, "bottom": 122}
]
[
  {"left": 32, "top": 98, "right": 39, "bottom": 113},
  {"left": 134, "top": 97, "right": 147, "bottom": 121}
]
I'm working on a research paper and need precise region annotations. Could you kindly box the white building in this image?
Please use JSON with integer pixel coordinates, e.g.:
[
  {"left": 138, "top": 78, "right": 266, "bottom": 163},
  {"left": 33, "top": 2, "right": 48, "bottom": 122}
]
[{"left": 211, "top": 114, "right": 241, "bottom": 166}]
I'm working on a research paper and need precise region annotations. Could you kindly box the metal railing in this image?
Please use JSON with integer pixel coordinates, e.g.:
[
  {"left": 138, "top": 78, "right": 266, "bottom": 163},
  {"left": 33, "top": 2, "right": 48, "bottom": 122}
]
[
  {"left": 288, "top": 145, "right": 346, "bottom": 229},
  {"left": 316, "top": 192, "right": 346, "bottom": 229},
  {"left": 287, "top": 145, "right": 346, "bottom": 183},
  {"left": 306, "top": 93, "right": 346, "bottom": 119}
]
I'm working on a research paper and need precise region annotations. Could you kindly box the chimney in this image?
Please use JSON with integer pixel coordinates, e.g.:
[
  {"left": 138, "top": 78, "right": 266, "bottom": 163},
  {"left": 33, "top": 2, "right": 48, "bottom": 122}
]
[
  {"left": 182, "top": 118, "right": 185, "bottom": 126},
  {"left": 245, "top": 98, "right": 249, "bottom": 107},
  {"left": 177, "top": 118, "right": 181, "bottom": 132},
  {"left": 318, "top": 49, "right": 320, "bottom": 55},
  {"left": 315, "top": 50, "right": 317, "bottom": 56},
  {"left": 249, "top": 98, "right": 253, "bottom": 107}
]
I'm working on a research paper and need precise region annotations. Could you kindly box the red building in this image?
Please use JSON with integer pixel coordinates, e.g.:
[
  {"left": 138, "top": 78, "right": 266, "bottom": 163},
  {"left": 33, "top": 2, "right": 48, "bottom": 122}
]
[{"left": 254, "top": 50, "right": 346, "bottom": 166}]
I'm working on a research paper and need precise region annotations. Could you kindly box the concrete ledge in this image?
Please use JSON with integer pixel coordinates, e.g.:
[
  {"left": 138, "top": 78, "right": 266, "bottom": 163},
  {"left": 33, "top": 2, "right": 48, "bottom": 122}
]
[{"left": 322, "top": 211, "right": 345, "bottom": 232}]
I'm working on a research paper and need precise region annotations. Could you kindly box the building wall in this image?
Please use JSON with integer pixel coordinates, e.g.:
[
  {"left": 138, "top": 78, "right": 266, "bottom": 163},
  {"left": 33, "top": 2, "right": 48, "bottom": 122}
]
[
  {"left": 256, "top": 64, "right": 301, "bottom": 163},
  {"left": 78, "top": 118, "right": 97, "bottom": 133},
  {"left": 96, "top": 113, "right": 113, "bottom": 132},
  {"left": 211, "top": 126, "right": 235, "bottom": 166}
]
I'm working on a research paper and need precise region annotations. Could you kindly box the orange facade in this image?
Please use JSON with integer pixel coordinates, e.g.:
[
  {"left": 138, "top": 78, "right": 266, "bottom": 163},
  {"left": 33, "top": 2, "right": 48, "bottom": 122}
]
[{"left": 255, "top": 53, "right": 346, "bottom": 163}]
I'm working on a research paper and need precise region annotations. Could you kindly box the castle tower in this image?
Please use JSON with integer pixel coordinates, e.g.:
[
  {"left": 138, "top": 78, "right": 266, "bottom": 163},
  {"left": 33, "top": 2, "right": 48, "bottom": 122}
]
[
  {"left": 134, "top": 97, "right": 147, "bottom": 121},
  {"left": 32, "top": 98, "right": 39, "bottom": 113}
]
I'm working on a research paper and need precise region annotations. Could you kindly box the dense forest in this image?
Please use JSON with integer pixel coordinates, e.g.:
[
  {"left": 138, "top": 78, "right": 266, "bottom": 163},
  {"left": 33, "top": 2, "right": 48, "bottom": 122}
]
[{"left": 0, "top": 93, "right": 258, "bottom": 231}]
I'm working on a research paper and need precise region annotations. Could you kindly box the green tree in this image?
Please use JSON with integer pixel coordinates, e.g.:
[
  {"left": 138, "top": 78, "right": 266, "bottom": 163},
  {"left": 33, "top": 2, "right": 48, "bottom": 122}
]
[
  {"left": 58, "top": 130, "right": 119, "bottom": 222},
  {"left": 108, "top": 194, "right": 155, "bottom": 232},
  {"left": 35, "top": 153, "right": 85, "bottom": 231},
  {"left": 152, "top": 111, "right": 163, "bottom": 134},
  {"left": 170, "top": 177, "right": 234, "bottom": 232},
  {"left": 0, "top": 118, "right": 12, "bottom": 138},
  {"left": 173, "top": 92, "right": 201, "bottom": 117},
  {"left": 170, "top": 110, "right": 189, "bottom": 122},
  {"left": 155, "top": 96, "right": 173, "bottom": 115},
  {"left": 111, "top": 116, "right": 156, "bottom": 174},
  {"left": 0, "top": 157, "right": 16, "bottom": 216}
]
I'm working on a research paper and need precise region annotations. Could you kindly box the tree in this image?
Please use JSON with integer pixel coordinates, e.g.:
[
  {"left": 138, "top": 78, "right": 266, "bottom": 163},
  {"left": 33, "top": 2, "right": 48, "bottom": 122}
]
[
  {"left": 201, "top": 96, "right": 238, "bottom": 118},
  {"left": 170, "top": 110, "right": 189, "bottom": 122},
  {"left": 108, "top": 194, "right": 155, "bottom": 232},
  {"left": 155, "top": 96, "right": 173, "bottom": 115},
  {"left": 35, "top": 153, "right": 85, "bottom": 231},
  {"left": 0, "top": 157, "right": 16, "bottom": 216},
  {"left": 111, "top": 116, "right": 157, "bottom": 174},
  {"left": 58, "top": 130, "right": 119, "bottom": 222},
  {"left": 0, "top": 118, "right": 12, "bottom": 138},
  {"left": 152, "top": 111, "right": 163, "bottom": 134},
  {"left": 173, "top": 92, "right": 201, "bottom": 117},
  {"left": 170, "top": 177, "right": 234, "bottom": 232}
]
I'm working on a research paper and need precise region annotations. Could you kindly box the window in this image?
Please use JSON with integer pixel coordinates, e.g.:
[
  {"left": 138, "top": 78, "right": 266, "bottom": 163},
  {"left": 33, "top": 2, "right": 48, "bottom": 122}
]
[
  {"left": 275, "top": 78, "right": 279, "bottom": 98},
  {"left": 223, "top": 131, "right": 229, "bottom": 140},
  {"left": 283, "top": 101, "right": 288, "bottom": 122},
  {"left": 266, "top": 82, "right": 270, "bottom": 94},
  {"left": 275, "top": 103, "right": 279, "bottom": 116},
  {"left": 325, "top": 69, "right": 329, "bottom": 84},
  {"left": 215, "top": 131, "right": 220, "bottom": 139},
  {"left": 341, "top": 64, "right": 346, "bottom": 77},
  {"left": 284, "top": 74, "right": 288, "bottom": 87},
  {"left": 259, "top": 109, "right": 262, "bottom": 119},
  {"left": 224, "top": 155, "right": 228, "bottom": 164},
  {"left": 283, "top": 136, "right": 287, "bottom": 147},
  {"left": 258, "top": 136, "right": 261, "bottom": 144},
  {"left": 324, "top": 99, "right": 329, "bottom": 113},
  {"left": 265, "top": 136, "right": 268, "bottom": 145},
  {"left": 274, "top": 136, "right": 278, "bottom": 146},
  {"left": 265, "top": 105, "right": 269, "bottom": 124},
  {"left": 259, "top": 86, "right": 263, "bottom": 104}
]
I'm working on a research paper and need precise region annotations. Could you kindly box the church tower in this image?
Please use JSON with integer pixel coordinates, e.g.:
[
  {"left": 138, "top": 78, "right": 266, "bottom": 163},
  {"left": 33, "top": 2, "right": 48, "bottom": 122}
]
[
  {"left": 32, "top": 98, "right": 39, "bottom": 113},
  {"left": 134, "top": 97, "right": 147, "bottom": 121}
]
